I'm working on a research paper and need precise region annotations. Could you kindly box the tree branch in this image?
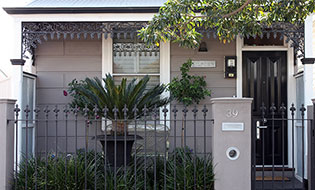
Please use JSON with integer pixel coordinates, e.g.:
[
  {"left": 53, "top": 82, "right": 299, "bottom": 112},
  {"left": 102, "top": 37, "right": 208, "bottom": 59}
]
[
  {"left": 184, "top": 0, "right": 253, "bottom": 19},
  {"left": 222, "top": 0, "right": 253, "bottom": 18}
]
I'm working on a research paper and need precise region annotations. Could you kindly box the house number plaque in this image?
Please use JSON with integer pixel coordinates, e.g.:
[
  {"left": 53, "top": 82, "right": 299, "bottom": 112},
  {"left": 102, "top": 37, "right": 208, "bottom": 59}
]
[{"left": 226, "top": 109, "right": 239, "bottom": 118}]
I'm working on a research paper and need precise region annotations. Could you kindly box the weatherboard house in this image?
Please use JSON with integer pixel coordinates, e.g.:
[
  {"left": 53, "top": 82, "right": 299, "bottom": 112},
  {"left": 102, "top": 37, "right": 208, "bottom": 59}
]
[{"left": 0, "top": 0, "right": 315, "bottom": 190}]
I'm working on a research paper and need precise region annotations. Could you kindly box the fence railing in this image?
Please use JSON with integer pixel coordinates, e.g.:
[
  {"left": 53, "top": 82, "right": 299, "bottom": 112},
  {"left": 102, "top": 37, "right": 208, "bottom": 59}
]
[
  {"left": 252, "top": 103, "right": 312, "bottom": 190},
  {"left": 12, "top": 104, "right": 214, "bottom": 190}
]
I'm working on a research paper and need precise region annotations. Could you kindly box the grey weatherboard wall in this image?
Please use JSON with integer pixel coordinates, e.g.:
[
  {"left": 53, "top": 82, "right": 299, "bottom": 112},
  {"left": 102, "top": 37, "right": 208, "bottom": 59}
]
[{"left": 34, "top": 37, "right": 236, "bottom": 154}]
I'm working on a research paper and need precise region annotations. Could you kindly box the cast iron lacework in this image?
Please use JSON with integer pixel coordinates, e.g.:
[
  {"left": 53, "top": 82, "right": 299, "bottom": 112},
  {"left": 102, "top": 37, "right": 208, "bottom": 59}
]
[
  {"left": 22, "top": 22, "right": 147, "bottom": 57},
  {"left": 22, "top": 22, "right": 305, "bottom": 58},
  {"left": 113, "top": 43, "right": 159, "bottom": 56}
]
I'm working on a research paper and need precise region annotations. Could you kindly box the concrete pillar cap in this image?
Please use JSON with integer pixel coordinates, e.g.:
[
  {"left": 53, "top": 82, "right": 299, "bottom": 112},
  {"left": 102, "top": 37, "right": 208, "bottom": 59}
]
[
  {"left": 210, "top": 97, "right": 253, "bottom": 104},
  {"left": 0, "top": 99, "right": 16, "bottom": 104}
]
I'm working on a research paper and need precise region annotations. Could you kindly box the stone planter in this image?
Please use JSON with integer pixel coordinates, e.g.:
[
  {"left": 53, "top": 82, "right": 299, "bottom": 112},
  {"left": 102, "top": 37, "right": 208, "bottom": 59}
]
[{"left": 96, "top": 135, "right": 143, "bottom": 167}]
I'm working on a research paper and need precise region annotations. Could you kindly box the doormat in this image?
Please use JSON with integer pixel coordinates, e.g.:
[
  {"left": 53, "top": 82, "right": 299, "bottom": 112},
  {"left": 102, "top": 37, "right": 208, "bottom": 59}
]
[{"left": 256, "top": 176, "right": 290, "bottom": 181}]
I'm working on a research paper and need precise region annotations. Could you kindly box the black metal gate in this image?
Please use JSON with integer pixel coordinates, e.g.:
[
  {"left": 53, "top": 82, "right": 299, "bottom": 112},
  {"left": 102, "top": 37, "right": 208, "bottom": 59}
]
[{"left": 251, "top": 103, "right": 315, "bottom": 190}]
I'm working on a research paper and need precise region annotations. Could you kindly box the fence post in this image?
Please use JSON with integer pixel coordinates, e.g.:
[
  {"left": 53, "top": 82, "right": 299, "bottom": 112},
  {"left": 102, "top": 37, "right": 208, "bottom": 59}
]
[
  {"left": 0, "top": 99, "right": 16, "bottom": 190},
  {"left": 210, "top": 97, "right": 252, "bottom": 190}
]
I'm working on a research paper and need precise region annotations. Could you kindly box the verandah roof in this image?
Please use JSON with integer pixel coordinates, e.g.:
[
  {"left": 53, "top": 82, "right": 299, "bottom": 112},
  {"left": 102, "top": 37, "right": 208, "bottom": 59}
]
[
  {"left": 21, "top": 21, "right": 305, "bottom": 59},
  {"left": 26, "top": 0, "right": 166, "bottom": 8},
  {"left": 3, "top": 0, "right": 167, "bottom": 14}
]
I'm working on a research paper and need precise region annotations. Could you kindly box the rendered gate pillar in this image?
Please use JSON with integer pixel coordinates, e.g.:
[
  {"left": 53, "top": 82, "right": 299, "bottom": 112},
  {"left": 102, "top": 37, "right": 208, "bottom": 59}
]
[
  {"left": 0, "top": 99, "right": 16, "bottom": 190},
  {"left": 210, "top": 97, "right": 253, "bottom": 190}
]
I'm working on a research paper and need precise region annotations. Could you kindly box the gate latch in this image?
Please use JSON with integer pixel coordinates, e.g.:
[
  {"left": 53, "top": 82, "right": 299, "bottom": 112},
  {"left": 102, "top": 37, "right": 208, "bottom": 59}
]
[{"left": 256, "top": 121, "right": 267, "bottom": 139}]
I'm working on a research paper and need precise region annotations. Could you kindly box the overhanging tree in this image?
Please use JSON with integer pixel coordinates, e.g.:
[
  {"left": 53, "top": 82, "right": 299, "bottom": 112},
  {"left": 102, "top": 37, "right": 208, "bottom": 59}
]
[{"left": 139, "top": 0, "right": 315, "bottom": 50}]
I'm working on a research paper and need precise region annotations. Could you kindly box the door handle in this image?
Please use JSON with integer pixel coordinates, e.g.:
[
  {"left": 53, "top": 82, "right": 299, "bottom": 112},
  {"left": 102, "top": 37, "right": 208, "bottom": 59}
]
[{"left": 256, "top": 121, "right": 268, "bottom": 139}]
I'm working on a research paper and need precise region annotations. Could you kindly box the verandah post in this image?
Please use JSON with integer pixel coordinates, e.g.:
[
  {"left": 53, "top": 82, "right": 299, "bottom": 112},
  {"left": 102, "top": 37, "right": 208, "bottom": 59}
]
[
  {"left": 210, "top": 97, "right": 252, "bottom": 190},
  {"left": 0, "top": 99, "right": 16, "bottom": 190}
]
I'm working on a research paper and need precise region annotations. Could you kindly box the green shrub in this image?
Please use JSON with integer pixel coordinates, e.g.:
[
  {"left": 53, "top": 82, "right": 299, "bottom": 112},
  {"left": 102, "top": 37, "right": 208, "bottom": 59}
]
[
  {"left": 167, "top": 59, "right": 211, "bottom": 106},
  {"left": 164, "top": 147, "right": 214, "bottom": 189},
  {"left": 14, "top": 148, "right": 214, "bottom": 189}
]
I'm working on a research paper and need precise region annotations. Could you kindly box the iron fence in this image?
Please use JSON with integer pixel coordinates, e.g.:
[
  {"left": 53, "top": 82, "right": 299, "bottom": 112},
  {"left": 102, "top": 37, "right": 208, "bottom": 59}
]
[
  {"left": 12, "top": 104, "right": 214, "bottom": 190},
  {"left": 252, "top": 103, "right": 314, "bottom": 190}
]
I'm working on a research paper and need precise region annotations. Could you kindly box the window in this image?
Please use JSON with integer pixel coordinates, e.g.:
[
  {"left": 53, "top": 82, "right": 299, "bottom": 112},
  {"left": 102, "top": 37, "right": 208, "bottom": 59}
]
[
  {"left": 112, "top": 36, "right": 160, "bottom": 88},
  {"left": 21, "top": 74, "right": 36, "bottom": 157}
]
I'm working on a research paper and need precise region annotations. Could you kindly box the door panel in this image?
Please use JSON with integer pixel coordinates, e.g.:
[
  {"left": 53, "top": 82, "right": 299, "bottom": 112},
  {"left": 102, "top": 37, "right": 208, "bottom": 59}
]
[{"left": 243, "top": 51, "right": 287, "bottom": 165}]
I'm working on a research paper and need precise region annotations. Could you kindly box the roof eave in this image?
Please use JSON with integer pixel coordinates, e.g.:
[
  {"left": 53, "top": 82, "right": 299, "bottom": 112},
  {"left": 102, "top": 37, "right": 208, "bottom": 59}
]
[{"left": 3, "top": 7, "right": 161, "bottom": 14}]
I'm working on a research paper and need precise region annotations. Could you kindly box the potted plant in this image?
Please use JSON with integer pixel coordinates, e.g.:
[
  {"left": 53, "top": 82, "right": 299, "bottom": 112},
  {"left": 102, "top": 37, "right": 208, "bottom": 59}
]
[
  {"left": 168, "top": 59, "right": 211, "bottom": 145},
  {"left": 68, "top": 74, "right": 169, "bottom": 166}
]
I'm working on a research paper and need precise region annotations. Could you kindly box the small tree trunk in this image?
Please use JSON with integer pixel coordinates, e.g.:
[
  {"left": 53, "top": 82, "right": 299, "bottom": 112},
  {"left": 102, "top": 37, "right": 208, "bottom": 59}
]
[
  {"left": 181, "top": 121, "right": 185, "bottom": 147},
  {"left": 111, "top": 121, "right": 128, "bottom": 136}
]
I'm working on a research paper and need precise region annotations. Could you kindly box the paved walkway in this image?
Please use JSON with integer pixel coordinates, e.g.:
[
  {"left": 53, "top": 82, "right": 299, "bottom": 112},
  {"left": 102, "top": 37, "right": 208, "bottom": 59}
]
[{"left": 255, "top": 171, "right": 304, "bottom": 190}]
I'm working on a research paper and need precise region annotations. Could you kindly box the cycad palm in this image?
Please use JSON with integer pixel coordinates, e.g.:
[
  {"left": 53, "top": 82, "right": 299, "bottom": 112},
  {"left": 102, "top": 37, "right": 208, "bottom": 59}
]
[{"left": 68, "top": 74, "right": 169, "bottom": 134}]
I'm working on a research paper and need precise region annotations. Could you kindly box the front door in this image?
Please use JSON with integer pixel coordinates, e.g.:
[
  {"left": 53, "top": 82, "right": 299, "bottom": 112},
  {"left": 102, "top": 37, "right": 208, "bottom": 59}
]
[{"left": 242, "top": 51, "right": 287, "bottom": 165}]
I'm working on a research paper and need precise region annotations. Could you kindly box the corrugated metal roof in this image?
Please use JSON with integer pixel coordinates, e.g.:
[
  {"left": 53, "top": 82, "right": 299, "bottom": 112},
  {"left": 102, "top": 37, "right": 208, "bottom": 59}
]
[{"left": 26, "top": 0, "right": 166, "bottom": 7}]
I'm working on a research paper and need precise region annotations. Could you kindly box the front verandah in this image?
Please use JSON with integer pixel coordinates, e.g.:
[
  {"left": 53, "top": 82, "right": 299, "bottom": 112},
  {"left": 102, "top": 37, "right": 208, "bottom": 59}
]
[{"left": 6, "top": 20, "right": 314, "bottom": 189}]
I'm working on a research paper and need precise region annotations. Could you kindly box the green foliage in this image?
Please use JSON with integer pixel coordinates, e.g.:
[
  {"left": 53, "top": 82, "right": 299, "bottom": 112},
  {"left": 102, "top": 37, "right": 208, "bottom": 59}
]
[
  {"left": 67, "top": 74, "right": 169, "bottom": 120},
  {"left": 14, "top": 151, "right": 105, "bottom": 189},
  {"left": 168, "top": 59, "right": 211, "bottom": 106},
  {"left": 14, "top": 148, "right": 214, "bottom": 190},
  {"left": 165, "top": 147, "right": 214, "bottom": 189},
  {"left": 139, "top": 0, "right": 315, "bottom": 48}
]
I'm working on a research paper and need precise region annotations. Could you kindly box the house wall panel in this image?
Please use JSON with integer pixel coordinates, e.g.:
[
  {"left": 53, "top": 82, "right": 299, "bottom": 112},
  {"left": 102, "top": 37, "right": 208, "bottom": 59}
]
[
  {"left": 171, "top": 72, "right": 235, "bottom": 88},
  {"left": 36, "top": 40, "right": 64, "bottom": 56},
  {"left": 37, "top": 72, "right": 64, "bottom": 88},
  {"left": 35, "top": 38, "right": 103, "bottom": 153},
  {"left": 36, "top": 88, "right": 71, "bottom": 104},
  {"left": 35, "top": 56, "right": 101, "bottom": 72},
  {"left": 168, "top": 39, "right": 236, "bottom": 150},
  {"left": 63, "top": 71, "right": 102, "bottom": 87},
  {"left": 34, "top": 37, "right": 234, "bottom": 155},
  {"left": 170, "top": 38, "right": 236, "bottom": 101},
  {"left": 64, "top": 40, "right": 102, "bottom": 56}
]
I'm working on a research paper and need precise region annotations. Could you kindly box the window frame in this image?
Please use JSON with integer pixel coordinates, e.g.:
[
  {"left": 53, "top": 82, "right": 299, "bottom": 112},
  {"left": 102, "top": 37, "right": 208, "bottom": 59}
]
[
  {"left": 102, "top": 35, "right": 171, "bottom": 123},
  {"left": 21, "top": 72, "right": 37, "bottom": 157}
]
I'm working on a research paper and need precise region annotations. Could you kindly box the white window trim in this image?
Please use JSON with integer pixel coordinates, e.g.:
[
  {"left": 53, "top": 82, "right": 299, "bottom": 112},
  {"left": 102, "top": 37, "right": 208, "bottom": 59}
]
[
  {"left": 102, "top": 36, "right": 170, "bottom": 82},
  {"left": 102, "top": 36, "right": 171, "bottom": 122}
]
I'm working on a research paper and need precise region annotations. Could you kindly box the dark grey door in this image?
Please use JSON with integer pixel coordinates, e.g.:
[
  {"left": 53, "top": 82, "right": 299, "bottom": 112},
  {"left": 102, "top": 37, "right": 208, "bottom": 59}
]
[{"left": 243, "top": 51, "right": 287, "bottom": 165}]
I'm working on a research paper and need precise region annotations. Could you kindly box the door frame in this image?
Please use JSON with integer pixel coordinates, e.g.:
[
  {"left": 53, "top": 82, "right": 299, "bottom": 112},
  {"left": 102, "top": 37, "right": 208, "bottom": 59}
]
[{"left": 236, "top": 36, "right": 296, "bottom": 169}]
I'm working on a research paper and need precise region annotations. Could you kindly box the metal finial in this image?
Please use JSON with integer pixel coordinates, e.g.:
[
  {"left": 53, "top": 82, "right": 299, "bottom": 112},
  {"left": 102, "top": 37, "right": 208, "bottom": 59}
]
[
  {"left": 103, "top": 106, "right": 109, "bottom": 118},
  {"left": 83, "top": 104, "right": 89, "bottom": 117},
  {"left": 270, "top": 103, "right": 276, "bottom": 115},
  {"left": 142, "top": 105, "right": 149, "bottom": 117},
  {"left": 53, "top": 105, "right": 60, "bottom": 117},
  {"left": 112, "top": 106, "right": 118, "bottom": 120},
  {"left": 132, "top": 105, "right": 138, "bottom": 118},
  {"left": 162, "top": 105, "right": 168, "bottom": 118},
  {"left": 182, "top": 105, "right": 188, "bottom": 117},
  {"left": 93, "top": 104, "right": 99, "bottom": 117},
  {"left": 192, "top": 105, "right": 198, "bottom": 117},
  {"left": 72, "top": 105, "right": 79, "bottom": 116},
  {"left": 202, "top": 105, "right": 208, "bottom": 117},
  {"left": 279, "top": 103, "right": 286, "bottom": 116},
  {"left": 172, "top": 105, "right": 178, "bottom": 117},
  {"left": 123, "top": 104, "right": 128, "bottom": 120}
]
